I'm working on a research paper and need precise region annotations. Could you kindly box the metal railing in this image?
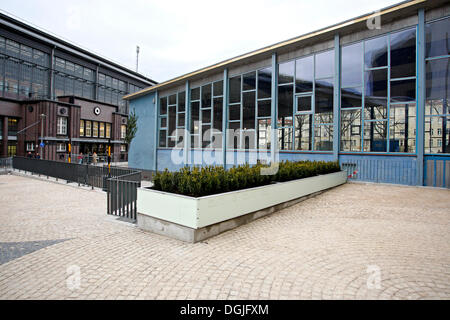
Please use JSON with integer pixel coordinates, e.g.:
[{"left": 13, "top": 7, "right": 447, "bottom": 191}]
[
  {"left": 0, "top": 157, "right": 13, "bottom": 171},
  {"left": 12, "top": 156, "right": 140, "bottom": 189},
  {"left": 106, "top": 172, "right": 141, "bottom": 221}
]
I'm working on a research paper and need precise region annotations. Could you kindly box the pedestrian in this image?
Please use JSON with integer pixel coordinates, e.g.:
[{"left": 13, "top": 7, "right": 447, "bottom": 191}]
[
  {"left": 93, "top": 151, "right": 98, "bottom": 165},
  {"left": 27, "top": 152, "right": 32, "bottom": 158},
  {"left": 35, "top": 152, "right": 40, "bottom": 159},
  {"left": 78, "top": 152, "right": 83, "bottom": 164}
]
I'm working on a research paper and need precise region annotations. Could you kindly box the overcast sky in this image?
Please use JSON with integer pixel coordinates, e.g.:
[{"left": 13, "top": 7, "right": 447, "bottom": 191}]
[{"left": 0, "top": 0, "right": 401, "bottom": 83}]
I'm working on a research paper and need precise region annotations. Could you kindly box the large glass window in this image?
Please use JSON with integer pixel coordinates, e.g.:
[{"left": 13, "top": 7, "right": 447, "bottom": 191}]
[
  {"left": 425, "top": 17, "right": 450, "bottom": 154},
  {"left": 279, "top": 49, "right": 334, "bottom": 152},
  {"left": 341, "top": 27, "right": 416, "bottom": 153}
]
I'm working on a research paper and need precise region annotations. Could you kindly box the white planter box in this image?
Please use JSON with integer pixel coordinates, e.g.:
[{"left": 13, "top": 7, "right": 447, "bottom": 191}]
[{"left": 137, "top": 171, "right": 347, "bottom": 242}]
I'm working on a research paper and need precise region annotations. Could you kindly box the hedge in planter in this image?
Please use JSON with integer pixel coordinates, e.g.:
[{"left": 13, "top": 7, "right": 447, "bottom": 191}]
[{"left": 152, "top": 160, "right": 341, "bottom": 198}]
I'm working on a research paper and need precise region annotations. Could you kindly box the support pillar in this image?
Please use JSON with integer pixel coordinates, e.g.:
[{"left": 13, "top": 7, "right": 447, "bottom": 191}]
[
  {"left": 2, "top": 116, "right": 8, "bottom": 157},
  {"left": 333, "top": 34, "right": 341, "bottom": 162},
  {"left": 270, "top": 53, "right": 278, "bottom": 163},
  {"left": 222, "top": 68, "right": 228, "bottom": 167},
  {"left": 417, "top": 9, "right": 425, "bottom": 186},
  {"left": 184, "top": 81, "right": 190, "bottom": 165}
]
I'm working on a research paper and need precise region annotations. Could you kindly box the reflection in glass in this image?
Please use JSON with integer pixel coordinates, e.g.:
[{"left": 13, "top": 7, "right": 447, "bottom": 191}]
[
  {"left": 365, "top": 69, "right": 387, "bottom": 120},
  {"left": 202, "top": 109, "right": 211, "bottom": 124},
  {"left": 228, "top": 122, "right": 240, "bottom": 149},
  {"left": 191, "top": 87, "right": 200, "bottom": 100},
  {"left": 258, "top": 119, "right": 271, "bottom": 150},
  {"left": 297, "top": 95, "right": 312, "bottom": 112},
  {"left": 178, "top": 113, "right": 185, "bottom": 127},
  {"left": 342, "top": 42, "right": 362, "bottom": 87},
  {"left": 389, "top": 103, "right": 416, "bottom": 153},
  {"left": 178, "top": 91, "right": 185, "bottom": 112},
  {"left": 390, "top": 28, "right": 416, "bottom": 78},
  {"left": 213, "top": 97, "right": 223, "bottom": 132},
  {"left": 243, "top": 91, "right": 256, "bottom": 130},
  {"left": 278, "top": 85, "right": 293, "bottom": 126},
  {"left": 278, "top": 127, "right": 293, "bottom": 150},
  {"left": 315, "top": 78, "right": 333, "bottom": 121},
  {"left": 314, "top": 125, "right": 333, "bottom": 151},
  {"left": 258, "top": 100, "right": 271, "bottom": 117},
  {"left": 159, "top": 130, "right": 167, "bottom": 147},
  {"left": 426, "top": 58, "right": 450, "bottom": 106},
  {"left": 295, "top": 55, "right": 313, "bottom": 93},
  {"left": 201, "top": 84, "right": 211, "bottom": 108},
  {"left": 391, "top": 79, "right": 416, "bottom": 102},
  {"left": 169, "top": 94, "right": 176, "bottom": 105},
  {"left": 229, "top": 76, "right": 241, "bottom": 103},
  {"left": 425, "top": 116, "right": 450, "bottom": 154},
  {"left": 190, "top": 101, "right": 199, "bottom": 134},
  {"left": 213, "top": 80, "right": 223, "bottom": 96},
  {"left": 340, "top": 109, "right": 361, "bottom": 152},
  {"left": 341, "top": 87, "right": 362, "bottom": 108},
  {"left": 243, "top": 72, "right": 256, "bottom": 91},
  {"left": 168, "top": 105, "right": 176, "bottom": 136},
  {"left": 278, "top": 61, "right": 294, "bottom": 84},
  {"left": 364, "top": 35, "right": 388, "bottom": 68},
  {"left": 363, "top": 121, "right": 387, "bottom": 152},
  {"left": 315, "top": 50, "right": 334, "bottom": 79},
  {"left": 229, "top": 105, "right": 240, "bottom": 121},
  {"left": 258, "top": 67, "right": 272, "bottom": 99},
  {"left": 425, "top": 98, "right": 449, "bottom": 116},
  {"left": 159, "top": 97, "right": 167, "bottom": 115},
  {"left": 426, "top": 17, "right": 450, "bottom": 58},
  {"left": 294, "top": 114, "right": 312, "bottom": 150},
  {"left": 202, "top": 124, "right": 211, "bottom": 148}
]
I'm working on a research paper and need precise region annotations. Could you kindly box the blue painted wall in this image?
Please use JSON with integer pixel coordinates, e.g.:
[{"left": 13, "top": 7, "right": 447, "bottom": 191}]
[{"left": 128, "top": 93, "right": 157, "bottom": 171}]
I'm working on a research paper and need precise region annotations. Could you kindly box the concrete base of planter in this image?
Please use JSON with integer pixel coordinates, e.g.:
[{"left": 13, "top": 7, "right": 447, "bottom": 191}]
[{"left": 137, "top": 190, "right": 323, "bottom": 243}]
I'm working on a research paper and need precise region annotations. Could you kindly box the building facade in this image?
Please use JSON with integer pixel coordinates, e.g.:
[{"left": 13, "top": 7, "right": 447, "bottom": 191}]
[
  {"left": 126, "top": 0, "right": 449, "bottom": 188},
  {"left": 0, "top": 11, "right": 156, "bottom": 160}
]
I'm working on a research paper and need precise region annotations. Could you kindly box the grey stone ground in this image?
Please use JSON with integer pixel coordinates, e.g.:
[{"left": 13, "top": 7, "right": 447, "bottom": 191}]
[{"left": 0, "top": 173, "right": 449, "bottom": 300}]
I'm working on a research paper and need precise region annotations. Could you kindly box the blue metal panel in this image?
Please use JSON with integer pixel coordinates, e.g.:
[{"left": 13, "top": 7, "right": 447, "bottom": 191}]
[
  {"left": 424, "top": 155, "right": 450, "bottom": 188},
  {"left": 417, "top": 9, "right": 425, "bottom": 185},
  {"left": 128, "top": 92, "right": 157, "bottom": 171},
  {"left": 157, "top": 149, "right": 185, "bottom": 172},
  {"left": 340, "top": 154, "right": 418, "bottom": 185},
  {"left": 271, "top": 53, "right": 278, "bottom": 163}
]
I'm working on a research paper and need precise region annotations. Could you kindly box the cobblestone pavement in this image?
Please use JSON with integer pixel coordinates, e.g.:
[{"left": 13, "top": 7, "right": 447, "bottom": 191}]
[{"left": 0, "top": 174, "right": 449, "bottom": 300}]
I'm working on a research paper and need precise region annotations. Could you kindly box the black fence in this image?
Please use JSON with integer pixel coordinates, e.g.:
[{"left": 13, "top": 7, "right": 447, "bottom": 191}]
[
  {"left": 12, "top": 156, "right": 140, "bottom": 190},
  {"left": 106, "top": 174, "right": 141, "bottom": 221},
  {"left": 0, "top": 157, "right": 12, "bottom": 171}
]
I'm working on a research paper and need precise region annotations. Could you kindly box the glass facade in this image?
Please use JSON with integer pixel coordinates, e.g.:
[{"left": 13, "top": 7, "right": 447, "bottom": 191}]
[
  {"left": 154, "top": 15, "right": 450, "bottom": 161},
  {"left": 425, "top": 16, "right": 450, "bottom": 154},
  {"left": 341, "top": 27, "right": 417, "bottom": 153}
]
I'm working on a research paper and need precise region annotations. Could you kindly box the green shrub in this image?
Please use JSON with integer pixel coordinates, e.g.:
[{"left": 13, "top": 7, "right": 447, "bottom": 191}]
[{"left": 151, "top": 160, "right": 340, "bottom": 197}]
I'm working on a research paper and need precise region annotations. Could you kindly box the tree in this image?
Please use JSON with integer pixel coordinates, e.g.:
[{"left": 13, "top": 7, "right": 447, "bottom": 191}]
[{"left": 125, "top": 108, "right": 138, "bottom": 149}]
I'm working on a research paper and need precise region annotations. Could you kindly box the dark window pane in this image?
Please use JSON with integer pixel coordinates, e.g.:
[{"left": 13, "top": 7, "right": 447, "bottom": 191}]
[
  {"left": 201, "top": 84, "right": 211, "bottom": 108},
  {"left": 178, "top": 113, "right": 185, "bottom": 127},
  {"left": 178, "top": 91, "right": 185, "bottom": 111},
  {"left": 363, "top": 121, "right": 387, "bottom": 152},
  {"left": 168, "top": 106, "right": 176, "bottom": 136},
  {"left": 295, "top": 55, "right": 313, "bottom": 93},
  {"left": 315, "top": 78, "right": 333, "bottom": 121},
  {"left": 340, "top": 109, "right": 361, "bottom": 152},
  {"left": 297, "top": 96, "right": 312, "bottom": 112},
  {"left": 278, "top": 61, "right": 294, "bottom": 84},
  {"left": 342, "top": 42, "right": 363, "bottom": 87},
  {"left": 229, "top": 76, "right": 241, "bottom": 103},
  {"left": 389, "top": 103, "right": 416, "bottom": 153},
  {"left": 426, "top": 17, "right": 450, "bottom": 58},
  {"left": 257, "top": 119, "right": 271, "bottom": 150},
  {"left": 391, "top": 79, "right": 416, "bottom": 102},
  {"left": 202, "top": 125, "right": 211, "bottom": 148},
  {"left": 243, "top": 91, "right": 255, "bottom": 130},
  {"left": 314, "top": 125, "right": 333, "bottom": 151},
  {"left": 159, "top": 97, "right": 167, "bottom": 115},
  {"left": 213, "top": 97, "right": 223, "bottom": 131},
  {"left": 213, "top": 80, "right": 223, "bottom": 96},
  {"left": 169, "top": 94, "right": 176, "bottom": 105},
  {"left": 229, "top": 105, "right": 240, "bottom": 121},
  {"left": 190, "top": 101, "right": 199, "bottom": 134},
  {"left": 365, "top": 35, "right": 388, "bottom": 68},
  {"left": 159, "top": 130, "right": 167, "bottom": 147},
  {"left": 315, "top": 50, "right": 334, "bottom": 79},
  {"left": 341, "top": 87, "right": 362, "bottom": 108},
  {"left": 228, "top": 122, "right": 240, "bottom": 149},
  {"left": 258, "top": 100, "right": 271, "bottom": 117},
  {"left": 277, "top": 85, "right": 293, "bottom": 126},
  {"left": 426, "top": 58, "right": 450, "bottom": 105},
  {"left": 258, "top": 67, "right": 272, "bottom": 99},
  {"left": 160, "top": 117, "right": 167, "bottom": 128},
  {"left": 294, "top": 114, "right": 312, "bottom": 150},
  {"left": 390, "top": 28, "right": 416, "bottom": 78},
  {"left": 243, "top": 71, "right": 256, "bottom": 91},
  {"left": 168, "top": 136, "right": 176, "bottom": 148},
  {"left": 365, "top": 69, "right": 387, "bottom": 115},
  {"left": 278, "top": 127, "right": 293, "bottom": 150},
  {"left": 202, "top": 109, "right": 211, "bottom": 124},
  {"left": 425, "top": 116, "right": 450, "bottom": 154},
  {"left": 191, "top": 87, "right": 200, "bottom": 100}
]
